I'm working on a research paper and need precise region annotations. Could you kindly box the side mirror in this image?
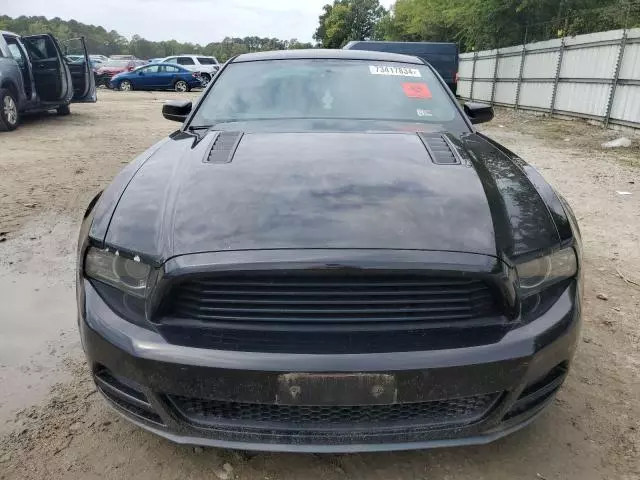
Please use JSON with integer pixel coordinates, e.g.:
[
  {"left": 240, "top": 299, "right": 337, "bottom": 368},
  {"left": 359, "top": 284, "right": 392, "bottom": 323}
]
[
  {"left": 163, "top": 100, "right": 192, "bottom": 122},
  {"left": 138, "top": 71, "right": 144, "bottom": 75},
  {"left": 464, "top": 102, "right": 494, "bottom": 125}
]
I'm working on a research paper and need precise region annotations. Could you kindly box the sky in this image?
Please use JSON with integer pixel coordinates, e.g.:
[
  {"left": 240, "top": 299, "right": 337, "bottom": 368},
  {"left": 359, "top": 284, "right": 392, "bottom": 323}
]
[{"left": 1, "top": 0, "right": 395, "bottom": 44}]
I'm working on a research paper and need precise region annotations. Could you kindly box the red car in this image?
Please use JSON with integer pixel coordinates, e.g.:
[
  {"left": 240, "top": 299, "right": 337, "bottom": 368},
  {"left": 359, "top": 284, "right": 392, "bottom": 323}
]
[{"left": 95, "top": 59, "right": 146, "bottom": 87}]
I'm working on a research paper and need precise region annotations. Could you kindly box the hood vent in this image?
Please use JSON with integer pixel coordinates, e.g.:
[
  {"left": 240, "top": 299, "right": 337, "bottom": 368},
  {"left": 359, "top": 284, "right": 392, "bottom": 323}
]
[
  {"left": 206, "top": 131, "right": 244, "bottom": 164},
  {"left": 417, "top": 133, "right": 461, "bottom": 165}
]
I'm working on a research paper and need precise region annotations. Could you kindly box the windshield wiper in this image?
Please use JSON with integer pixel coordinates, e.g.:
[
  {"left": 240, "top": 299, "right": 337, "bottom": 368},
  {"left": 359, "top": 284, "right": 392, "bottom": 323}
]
[{"left": 185, "top": 125, "right": 216, "bottom": 139}]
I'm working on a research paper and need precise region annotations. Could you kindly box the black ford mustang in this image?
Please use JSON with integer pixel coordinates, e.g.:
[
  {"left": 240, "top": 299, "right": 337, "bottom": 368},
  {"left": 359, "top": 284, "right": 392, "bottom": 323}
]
[{"left": 77, "top": 49, "right": 582, "bottom": 452}]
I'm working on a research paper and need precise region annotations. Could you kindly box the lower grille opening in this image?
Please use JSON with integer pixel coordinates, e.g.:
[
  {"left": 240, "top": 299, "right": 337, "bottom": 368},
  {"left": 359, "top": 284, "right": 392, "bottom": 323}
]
[
  {"left": 168, "top": 393, "right": 500, "bottom": 430},
  {"left": 504, "top": 363, "right": 568, "bottom": 421},
  {"left": 100, "top": 388, "right": 165, "bottom": 425},
  {"left": 158, "top": 324, "right": 509, "bottom": 354},
  {"left": 94, "top": 366, "right": 164, "bottom": 426},
  {"left": 95, "top": 367, "right": 147, "bottom": 403}
]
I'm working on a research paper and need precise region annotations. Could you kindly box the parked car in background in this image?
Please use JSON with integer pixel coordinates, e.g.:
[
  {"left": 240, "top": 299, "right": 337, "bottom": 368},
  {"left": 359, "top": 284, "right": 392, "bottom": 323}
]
[
  {"left": 110, "top": 63, "right": 202, "bottom": 92},
  {"left": 344, "top": 41, "right": 459, "bottom": 95},
  {"left": 95, "top": 59, "right": 146, "bottom": 87},
  {"left": 90, "top": 54, "right": 109, "bottom": 63},
  {"left": 110, "top": 54, "right": 137, "bottom": 60},
  {"left": 0, "top": 30, "right": 96, "bottom": 131},
  {"left": 160, "top": 55, "right": 220, "bottom": 86},
  {"left": 67, "top": 55, "right": 102, "bottom": 72}
]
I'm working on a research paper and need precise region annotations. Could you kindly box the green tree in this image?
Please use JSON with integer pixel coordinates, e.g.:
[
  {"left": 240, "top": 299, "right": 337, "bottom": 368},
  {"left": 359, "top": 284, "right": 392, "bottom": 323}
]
[
  {"left": 323, "top": 3, "right": 352, "bottom": 48},
  {"left": 350, "top": 0, "right": 387, "bottom": 40},
  {"left": 0, "top": 15, "right": 315, "bottom": 62},
  {"left": 314, "top": 0, "right": 387, "bottom": 48},
  {"left": 385, "top": 0, "right": 456, "bottom": 42},
  {"left": 379, "top": 0, "right": 639, "bottom": 51}
]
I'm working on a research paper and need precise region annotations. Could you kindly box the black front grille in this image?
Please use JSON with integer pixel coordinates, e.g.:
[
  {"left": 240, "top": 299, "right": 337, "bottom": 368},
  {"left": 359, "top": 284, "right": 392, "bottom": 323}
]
[
  {"left": 167, "top": 271, "right": 499, "bottom": 324},
  {"left": 169, "top": 393, "right": 500, "bottom": 429}
]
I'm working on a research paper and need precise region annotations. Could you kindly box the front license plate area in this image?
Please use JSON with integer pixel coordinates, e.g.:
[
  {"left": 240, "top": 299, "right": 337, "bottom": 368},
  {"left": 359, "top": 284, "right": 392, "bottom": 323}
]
[{"left": 277, "top": 373, "right": 397, "bottom": 405}]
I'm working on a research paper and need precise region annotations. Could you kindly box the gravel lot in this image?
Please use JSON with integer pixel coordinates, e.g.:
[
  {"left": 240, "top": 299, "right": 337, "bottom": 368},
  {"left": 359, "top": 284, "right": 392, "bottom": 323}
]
[{"left": 0, "top": 90, "right": 639, "bottom": 480}]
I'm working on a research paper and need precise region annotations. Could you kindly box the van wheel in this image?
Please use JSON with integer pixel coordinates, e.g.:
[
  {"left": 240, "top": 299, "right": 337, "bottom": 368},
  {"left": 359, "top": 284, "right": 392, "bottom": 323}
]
[
  {"left": 57, "top": 104, "right": 71, "bottom": 116},
  {"left": 0, "top": 88, "right": 20, "bottom": 132}
]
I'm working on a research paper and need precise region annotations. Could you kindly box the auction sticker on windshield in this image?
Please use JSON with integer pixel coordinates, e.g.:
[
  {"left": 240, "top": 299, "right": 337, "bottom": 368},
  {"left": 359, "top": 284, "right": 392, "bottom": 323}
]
[
  {"left": 402, "top": 82, "right": 432, "bottom": 99},
  {"left": 369, "top": 65, "right": 421, "bottom": 77}
]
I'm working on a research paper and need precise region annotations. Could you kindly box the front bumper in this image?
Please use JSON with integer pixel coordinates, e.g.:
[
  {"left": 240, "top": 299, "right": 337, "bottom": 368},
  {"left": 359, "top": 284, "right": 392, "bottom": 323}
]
[
  {"left": 95, "top": 73, "right": 116, "bottom": 88},
  {"left": 80, "top": 279, "right": 581, "bottom": 452}
]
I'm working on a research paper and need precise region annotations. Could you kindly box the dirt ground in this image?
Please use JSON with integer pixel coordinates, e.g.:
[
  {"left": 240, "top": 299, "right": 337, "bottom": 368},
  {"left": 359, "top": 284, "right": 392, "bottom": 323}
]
[{"left": 0, "top": 90, "right": 639, "bottom": 480}]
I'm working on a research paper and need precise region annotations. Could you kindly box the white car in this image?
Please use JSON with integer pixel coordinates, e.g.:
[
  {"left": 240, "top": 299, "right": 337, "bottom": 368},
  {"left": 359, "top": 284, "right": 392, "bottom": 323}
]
[
  {"left": 160, "top": 55, "right": 220, "bottom": 86},
  {"left": 90, "top": 54, "right": 109, "bottom": 63}
]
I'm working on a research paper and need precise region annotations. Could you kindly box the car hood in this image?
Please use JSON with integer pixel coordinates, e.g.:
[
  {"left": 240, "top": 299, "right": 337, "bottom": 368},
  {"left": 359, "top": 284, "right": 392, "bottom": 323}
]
[{"left": 96, "top": 130, "right": 561, "bottom": 264}]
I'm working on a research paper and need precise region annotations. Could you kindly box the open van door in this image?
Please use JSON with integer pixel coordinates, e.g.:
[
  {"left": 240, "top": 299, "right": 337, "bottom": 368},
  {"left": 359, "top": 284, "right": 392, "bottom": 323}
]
[
  {"left": 60, "top": 36, "right": 97, "bottom": 103},
  {"left": 21, "top": 34, "right": 96, "bottom": 104},
  {"left": 20, "top": 34, "right": 72, "bottom": 104}
]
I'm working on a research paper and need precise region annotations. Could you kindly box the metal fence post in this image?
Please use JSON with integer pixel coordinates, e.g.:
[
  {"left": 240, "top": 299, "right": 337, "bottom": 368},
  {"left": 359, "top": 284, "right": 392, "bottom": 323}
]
[
  {"left": 490, "top": 49, "right": 500, "bottom": 104},
  {"left": 470, "top": 52, "right": 478, "bottom": 100},
  {"left": 549, "top": 38, "right": 566, "bottom": 115},
  {"left": 604, "top": 31, "right": 628, "bottom": 127},
  {"left": 514, "top": 45, "right": 527, "bottom": 111}
]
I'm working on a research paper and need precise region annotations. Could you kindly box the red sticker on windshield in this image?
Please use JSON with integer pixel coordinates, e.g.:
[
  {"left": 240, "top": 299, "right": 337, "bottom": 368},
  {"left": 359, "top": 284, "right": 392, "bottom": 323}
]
[{"left": 402, "top": 82, "right": 432, "bottom": 99}]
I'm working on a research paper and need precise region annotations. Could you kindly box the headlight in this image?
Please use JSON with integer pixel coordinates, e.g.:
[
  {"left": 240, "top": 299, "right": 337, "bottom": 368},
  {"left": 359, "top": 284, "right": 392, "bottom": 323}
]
[
  {"left": 84, "top": 248, "right": 151, "bottom": 298},
  {"left": 516, "top": 248, "right": 577, "bottom": 294}
]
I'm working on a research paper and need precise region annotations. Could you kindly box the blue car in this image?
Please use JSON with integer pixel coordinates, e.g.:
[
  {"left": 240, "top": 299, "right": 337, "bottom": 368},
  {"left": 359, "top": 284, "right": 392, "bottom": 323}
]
[{"left": 109, "top": 63, "right": 202, "bottom": 92}]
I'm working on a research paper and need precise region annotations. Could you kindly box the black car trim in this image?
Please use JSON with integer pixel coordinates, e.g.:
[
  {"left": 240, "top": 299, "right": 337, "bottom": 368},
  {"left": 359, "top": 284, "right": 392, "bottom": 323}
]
[
  {"left": 417, "top": 133, "right": 461, "bottom": 165},
  {"left": 98, "top": 407, "right": 544, "bottom": 452},
  {"left": 83, "top": 279, "right": 577, "bottom": 372},
  {"left": 80, "top": 283, "right": 579, "bottom": 451},
  {"left": 477, "top": 132, "right": 571, "bottom": 243},
  {"left": 89, "top": 138, "right": 171, "bottom": 246},
  {"left": 206, "top": 131, "right": 244, "bottom": 164},
  {"left": 95, "top": 373, "right": 152, "bottom": 411},
  {"left": 165, "top": 392, "right": 503, "bottom": 431}
]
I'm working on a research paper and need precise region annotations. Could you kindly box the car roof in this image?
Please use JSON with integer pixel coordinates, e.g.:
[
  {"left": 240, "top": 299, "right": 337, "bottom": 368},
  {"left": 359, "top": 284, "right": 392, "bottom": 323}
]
[
  {"left": 232, "top": 49, "right": 424, "bottom": 64},
  {"left": 146, "top": 62, "right": 185, "bottom": 67},
  {"left": 1, "top": 30, "right": 19, "bottom": 37},
  {"left": 172, "top": 54, "right": 215, "bottom": 58},
  {"left": 345, "top": 40, "right": 457, "bottom": 47}
]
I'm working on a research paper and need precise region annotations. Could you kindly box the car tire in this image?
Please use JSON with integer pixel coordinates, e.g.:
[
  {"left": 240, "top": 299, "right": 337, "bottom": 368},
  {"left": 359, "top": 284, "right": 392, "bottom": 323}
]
[
  {"left": 57, "top": 104, "right": 71, "bottom": 116},
  {"left": 200, "top": 73, "right": 211, "bottom": 87},
  {"left": 0, "top": 88, "right": 20, "bottom": 132},
  {"left": 175, "top": 80, "right": 190, "bottom": 93},
  {"left": 120, "top": 80, "right": 133, "bottom": 92}
]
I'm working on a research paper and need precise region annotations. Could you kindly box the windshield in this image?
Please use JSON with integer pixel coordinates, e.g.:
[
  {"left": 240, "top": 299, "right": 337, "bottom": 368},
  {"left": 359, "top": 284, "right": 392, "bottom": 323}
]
[{"left": 189, "top": 59, "right": 468, "bottom": 132}]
